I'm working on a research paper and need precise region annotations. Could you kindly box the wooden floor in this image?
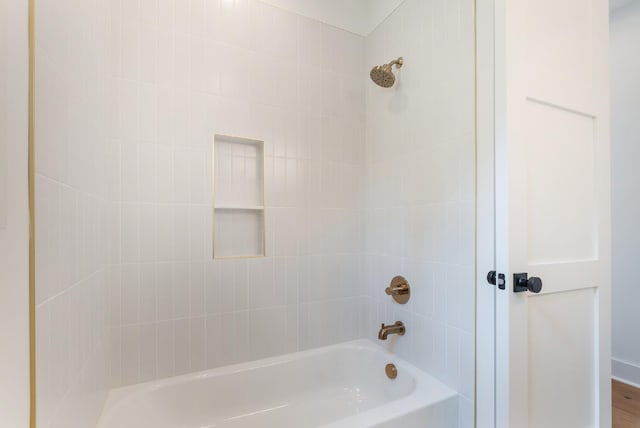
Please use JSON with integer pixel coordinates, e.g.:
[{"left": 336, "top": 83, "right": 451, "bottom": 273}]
[{"left": 613, "top": 380, "right": 640, "bottom": 428}]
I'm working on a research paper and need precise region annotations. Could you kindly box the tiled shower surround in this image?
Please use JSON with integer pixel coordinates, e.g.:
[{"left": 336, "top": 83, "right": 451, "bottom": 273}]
[
  {"left": 364, "top": 0, "right": 475, "bottom": 424},
  {"left": 34, "top": 0, "right": 111, "bottom": 426},
  {"left": 35, "top": 0, "right": 475, "bottom": 427},
  {"left": 106, "top": 0, "right": 366, "bottom": 385}
]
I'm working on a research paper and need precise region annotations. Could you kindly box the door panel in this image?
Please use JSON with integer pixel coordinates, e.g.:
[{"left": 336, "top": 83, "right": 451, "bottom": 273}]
[
  {"left": 494, "top": 0, "right": 610, "bottom": 426},
  {"left": 528, "top": 288, "right": 596, "bottom": 428},
  {"left": 525, "top": 100, "right": 597, "bottom": 265},
  {"left": 524, "top": 0, "right": 595, "bottom": 113}
]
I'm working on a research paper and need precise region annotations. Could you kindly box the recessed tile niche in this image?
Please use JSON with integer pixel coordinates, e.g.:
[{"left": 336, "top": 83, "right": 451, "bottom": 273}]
[{"left": 212, "top": 134, "right": 265, "bottom": 258}]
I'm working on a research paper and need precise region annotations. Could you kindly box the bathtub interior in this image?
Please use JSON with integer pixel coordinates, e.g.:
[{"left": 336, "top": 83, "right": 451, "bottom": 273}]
[{"left": 98, "top": 340, "right": 457, "bottom": 428}]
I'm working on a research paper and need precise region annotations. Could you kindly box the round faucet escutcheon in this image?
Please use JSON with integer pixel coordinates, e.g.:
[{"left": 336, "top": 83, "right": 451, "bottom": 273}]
[{"left": 385, "top": 276, "right": 410, "bottom": 304}]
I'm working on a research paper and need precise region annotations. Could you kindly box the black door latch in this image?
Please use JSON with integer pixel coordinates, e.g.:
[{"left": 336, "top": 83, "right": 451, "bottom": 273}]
[{"left": 487, "top": 271, "right": 506, "bottom": 290}]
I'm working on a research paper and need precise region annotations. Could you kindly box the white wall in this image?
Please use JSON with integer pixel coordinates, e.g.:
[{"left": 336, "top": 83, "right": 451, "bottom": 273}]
[
  {"left": 363, "top": 0, "right": 475, "bottom": 426},
  {"left": 34, "top": 0, "right": 112, "bottom": 426},
  {"left": 611, "top": 0, "right": 640, "bottom": 387},
  {"left": 611, "top": 0, "right": 635, "bottom": 11},
  {"left": 0, "top": 0, "right": 30, "bottom": 426},
  {"left": 107, "top": 0, "right": 366, "bottom": 387}
]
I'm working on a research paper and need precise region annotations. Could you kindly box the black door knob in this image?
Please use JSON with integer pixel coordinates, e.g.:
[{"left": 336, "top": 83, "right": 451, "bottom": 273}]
[
  {"left": 513, "top": 273, "right": 543, "bottom": 293},
  {"left": 527, "top": 277, "right": 542, "bottom": 293}
]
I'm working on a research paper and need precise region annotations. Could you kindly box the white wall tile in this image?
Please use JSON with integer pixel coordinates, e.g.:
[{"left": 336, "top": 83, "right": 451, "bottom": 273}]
[
  {"left": 431, "top": 320, "right": 447, "bottom": 380},
  {"left": 157, "top": 320, "right": 174, "bottom": 378},
  {"left": 156, "top": 204, "right": 174, "bottom": 261},
  {"left": 109, "top": 326, "right": 122, "bottom": 387},
  {"left": 173, "top": 318, "right": 190, "bottom": 375},
  {"left": 219, "top": 45, "right": 249, "bottom": 102},
  {"left": 444, "top": 325, "right": 461, "bottom": 391},
  {"left": 121, "top": 204, "right": 140, "bottom": 263},
  {"left": 139, "top": 323, "right": 158, "bottom": 382},
  {"left": 248, "top": 258, "right": 276, "bottom": 309},
  {"left": 157, "top": 0, "right": 174, "bottom": 32},
  {"left": 35, "top": 305, "right": 51, "bottom": 423},
  {"left": 209, "top": 0, "right": 250, "bottom": 48},
  {"left": 140, "top": 84, "right": 158, "bottom": 142},
  {"left": 139, "top": 204, "right": 157, "bottom": 262},
  {"left": 173, "top": 205, "right": 190, "bottom": 260},
  {"left": 205, "top": 314, "right": 222, "bottom": 367},
  {"left": 173, "top": 0, "right": 190, "bottom": 35},
  {"left": 189, "top": 0, "right": 205, "bottom": 36},
  {"left": 35, "top": 177, "right": 53, "bottom": 303},
  {"left": 109, "top": 204, "right": 122, "bottom": 264},
  {"left": 173, "top": 148, "right": 191, "bottom": 203},
  {"left": 189, "top": 317, "right": 206, "bottom": 372},
  {"left": 34, "top": 57, "right": 67, "bottom": 183},
  {"left": 156, "top": 262, "right": 173, "bottom": 321},
  {"left": 121, "top": 0, "right": 141, "bottom": 80},
  {"left": 121, "top": 264, "right": 140, "bottom": 325},
  {"left": 140, "top": 263, "right": 158, "bottom": 324},
  {"left": 233, "top": 260, "right": 249, "bottom": 311},
  {"left": 189, "top": 262, "right": 205, "bottom": 317},
  {"left": 121, "top": 325, "right": 140, "bottom": 384},
  {"left": 249, "top": 308, "right": 287, "bottom": 359},
  {"left": 108, "top": 266, "right": 122, "bottom": 328},
  {"left": 204, "top": 262, "right": 221, "bottom": 315},
  {"left": 120, "top": 80, "right": 140, "bottom": 141},
  {"left": 140, "top": 4, "right": 159, "bottom": 83},
  {"left": 189, "top": 149, "right": 208, "bottom": 204},
  {"left": 189, "top": 205, "right": 206, "bottom": 260},
  {"left": 459, "top": 331, "right": 475, "bottom": 401},
  {"left": 172, "top": 262, "right": 190, "bottom": 319}
]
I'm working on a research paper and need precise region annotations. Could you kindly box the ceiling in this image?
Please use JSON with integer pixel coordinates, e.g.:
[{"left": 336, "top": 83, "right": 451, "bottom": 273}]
[{"left": 258, "top": 0, "right": 406, "bottom": 36}]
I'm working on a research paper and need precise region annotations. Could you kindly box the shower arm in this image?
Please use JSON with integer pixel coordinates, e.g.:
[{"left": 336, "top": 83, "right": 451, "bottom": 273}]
[{"left": 388, "top": 57, "right": 404, "bottom": 69}]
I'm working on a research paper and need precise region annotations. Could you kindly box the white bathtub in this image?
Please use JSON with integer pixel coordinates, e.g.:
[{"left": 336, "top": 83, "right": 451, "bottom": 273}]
[{"left": 97, "top": 339, "right": 458, "bottom": 428}]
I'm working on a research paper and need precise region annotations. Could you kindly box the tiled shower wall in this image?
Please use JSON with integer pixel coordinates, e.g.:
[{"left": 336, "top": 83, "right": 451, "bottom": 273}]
[
  {"left": 34, "top": 0, "right": 112, "bottom": 426},
  {"left": 0, "top": 0, "right": 6, "bottom": 229},
  {"left": 35, "top": 0, "right": 476, "bottom": 425},
  {"left": 106, "top": 0, "right": 366, "bottom": 387},
  {"left": 363, "top": 0, "right": 476, "bottom": 425}
]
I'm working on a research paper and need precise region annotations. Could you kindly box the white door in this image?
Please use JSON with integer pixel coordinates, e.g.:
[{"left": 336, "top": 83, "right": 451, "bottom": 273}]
[{"left": 493, "top": 0, "right": 611, "bottom": 427}]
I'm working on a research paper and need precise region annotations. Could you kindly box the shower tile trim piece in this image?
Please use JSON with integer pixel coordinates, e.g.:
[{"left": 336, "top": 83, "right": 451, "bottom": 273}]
[{"left": 212, "top": 133, "right": 266, "bottom": 259}]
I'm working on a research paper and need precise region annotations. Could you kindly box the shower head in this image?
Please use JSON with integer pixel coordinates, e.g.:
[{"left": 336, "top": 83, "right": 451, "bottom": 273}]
[{"left": 370, "top": 57, "right": 404, "bottom": 88}]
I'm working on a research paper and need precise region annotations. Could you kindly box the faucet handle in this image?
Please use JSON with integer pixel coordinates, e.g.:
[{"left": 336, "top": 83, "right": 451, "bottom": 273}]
[
  {"left": 385, "top": 284, "right": 408, "bottom": 295},
  {"left": 385, "top": 276, "right": 411, "bottom": 304}
]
